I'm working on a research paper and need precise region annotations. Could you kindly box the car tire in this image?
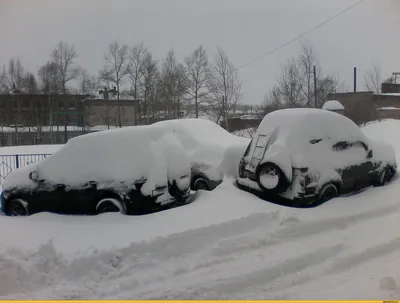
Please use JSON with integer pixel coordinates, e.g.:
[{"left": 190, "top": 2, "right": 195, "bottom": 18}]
[
  {"left": 96, "top": 198, "right": 126, "bottom": 214},
  {"left": 256, "top": 162, "right": 289, "bottom": 194},
  {"left": 193, "top": 177, "right": 210, "bottom": 191},
  {"left": 375, "top": 167, "right": 395, "bottom": 187},
  {"left": 318, "top": 183, "right": 339, "bottom": 203},
  {"left": 6, "top": 198, "right": 29, "bottom": 216}
]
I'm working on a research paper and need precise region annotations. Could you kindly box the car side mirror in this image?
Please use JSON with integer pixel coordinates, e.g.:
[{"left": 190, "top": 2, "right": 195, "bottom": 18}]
[
  {"left": 29, "top": 171, "right": 38, "bottom": 182},
  {"left": 367, "top": 150, "right": 373, "bottom": 159}
]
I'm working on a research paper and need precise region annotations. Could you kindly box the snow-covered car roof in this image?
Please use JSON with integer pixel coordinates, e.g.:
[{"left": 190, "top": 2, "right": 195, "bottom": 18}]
[
  {"left": 152, "top": 118, "right": 248, "bottom": 149},
  {"left": 256, "top": 108, "right": 367, "bottom": 146}
]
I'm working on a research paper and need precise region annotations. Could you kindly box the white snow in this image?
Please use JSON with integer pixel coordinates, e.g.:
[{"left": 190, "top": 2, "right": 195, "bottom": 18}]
[
  {"left": 322, "top": 100, "right": 345, "bottom": 111},
  {"left": 152, "top": 118, "right": 249, "bottom": 179},
  {"left": 1, "top": 118, "right": 400, "bottom": 299}
]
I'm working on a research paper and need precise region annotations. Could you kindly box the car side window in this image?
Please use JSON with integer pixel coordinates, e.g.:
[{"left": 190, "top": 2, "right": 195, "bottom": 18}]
[{"left": 332, "top": 141, "right": 350, "bottom": 151}]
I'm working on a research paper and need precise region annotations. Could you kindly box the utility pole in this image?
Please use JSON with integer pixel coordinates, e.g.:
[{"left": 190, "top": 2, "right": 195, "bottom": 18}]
[
  {"left": 313, "top": 66, "right": 317, "bottom": 108},
  {"left": 354, "top": 67, "right": 357, "bottom": 92}
]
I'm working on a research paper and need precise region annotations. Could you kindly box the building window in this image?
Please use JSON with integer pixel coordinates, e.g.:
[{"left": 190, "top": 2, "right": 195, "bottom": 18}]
[
  {"left": 13, "top": 102, "right": 18, "bottom": 110},
  {"left": 69, "top": 101, "right": 75, "bottom": 110},
  {"left": 58, "top": 101, "right": 64, "bottom": 109},
  {"left": 0, "top": 102, "right": 4, "bottom": 110},
  {"left": 0, "top": 136, "right": 4, "bottom": 146}
]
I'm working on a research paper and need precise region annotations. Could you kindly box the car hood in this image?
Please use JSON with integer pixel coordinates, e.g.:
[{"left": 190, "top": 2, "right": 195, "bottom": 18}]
[{"left": 2, "top": 163, "right": 38, "bottom": 192}]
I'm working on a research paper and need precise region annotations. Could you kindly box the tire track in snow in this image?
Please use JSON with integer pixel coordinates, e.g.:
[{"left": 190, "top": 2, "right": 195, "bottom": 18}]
[
  {"left": 256, "top": 235, "right": 400, "bottom": 298},
  {"left": 210, "top": 201, "right": 400, "bottom": 258},
  {"left": 144, "top": 244, "right": 345, "bottom": 299}
]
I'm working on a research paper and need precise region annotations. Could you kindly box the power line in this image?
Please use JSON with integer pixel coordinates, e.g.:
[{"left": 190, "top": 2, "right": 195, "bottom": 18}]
[{"left": 235, "top": 0, "right": 367, "bottom": 71}]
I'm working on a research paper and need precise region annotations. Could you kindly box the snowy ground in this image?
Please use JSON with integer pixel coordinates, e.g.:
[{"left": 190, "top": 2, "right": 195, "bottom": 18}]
[{"left": 1, "top": 119, "right": 400, "bottom": 299}]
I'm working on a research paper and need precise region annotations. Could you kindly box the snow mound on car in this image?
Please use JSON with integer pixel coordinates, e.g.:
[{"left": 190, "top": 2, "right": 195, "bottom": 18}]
[{"left": 154, "top": 118, "right": 249, "bottom": 177}]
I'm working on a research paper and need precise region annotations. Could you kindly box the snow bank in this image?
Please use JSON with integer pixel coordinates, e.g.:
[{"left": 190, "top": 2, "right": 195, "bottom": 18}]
[
  {"left": 322, "top": 100, "right": 345, "bottom": 111},
  {"left": 2, "top": 174, "right": 400, "bottom": 299}
]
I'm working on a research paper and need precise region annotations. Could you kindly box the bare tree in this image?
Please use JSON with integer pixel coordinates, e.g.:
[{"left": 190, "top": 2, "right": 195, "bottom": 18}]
[
  {"left": 25, "top": 72, "right": 38, "bottom": 94},
  {"left": 140, "top": 53, "right": 159, "bottom": 124},
  {"left": 263, "top": 40, "right": 351, "bottom": 110},
  {"left": 207, "top": 47, "right": 242, "bottom": 128},
  {"left": 129, "top": 42, "right": 148, "bottom": 100},
  {"left": 79, "top": 69, "right": 101, "bottom": 96},
  {"left": 100, "top": 41, "right": 130, "bottom": 127},
  {"left": 0, "top": 58, "right": 35, "bottom": 93},
  {"left": 38, "top": 61, "right": 63, "bottom": 96},
  {"left": 50, "top": 41, "right": 80, "bottom": 94},
  {"left": 298, "top": 39, "right": 318, "bottom": 107},
  {"left": 184, "top": 45, "right": 209, "bottom": 118},
  {"left": 276, "top": 58, "right": 304, "bottom": 108},
  {"left": 159, "top": 50, "right": 187, "bottom": 119},
  {"left": 364, "top": 63, "right": 382, "bottom": 94}
]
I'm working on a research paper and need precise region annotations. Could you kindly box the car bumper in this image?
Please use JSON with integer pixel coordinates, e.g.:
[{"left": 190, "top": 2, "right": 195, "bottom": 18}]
[{"left": 236, "top": 177, "right": 318, "bottom": 206}]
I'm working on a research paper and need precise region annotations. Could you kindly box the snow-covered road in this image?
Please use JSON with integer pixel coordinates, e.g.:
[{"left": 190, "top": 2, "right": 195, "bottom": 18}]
[{"left": 1, "top": 119, "right": 400, "bottom": 299}]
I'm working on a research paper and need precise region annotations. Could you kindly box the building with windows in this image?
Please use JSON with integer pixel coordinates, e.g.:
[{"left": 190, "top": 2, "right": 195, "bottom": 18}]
[{"left": 0, "top": 92, "right": 140, "bottom": 146}]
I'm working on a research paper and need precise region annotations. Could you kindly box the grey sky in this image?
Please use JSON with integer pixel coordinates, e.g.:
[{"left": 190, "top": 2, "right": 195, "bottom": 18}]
[{"left": 1, "top": 0, "right": 399, "bottom": 105}]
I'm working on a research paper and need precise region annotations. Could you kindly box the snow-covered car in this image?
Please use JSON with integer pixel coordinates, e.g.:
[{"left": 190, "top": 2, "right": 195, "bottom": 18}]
[
  {"left": 152, "top": 118, "right": 249, "bottom": 191},
  {"left": 0, "top": 126, "right": 191, "bottom": 216},
  {"left": 236, "top": 108, "right": 397, "bottom": 205}
]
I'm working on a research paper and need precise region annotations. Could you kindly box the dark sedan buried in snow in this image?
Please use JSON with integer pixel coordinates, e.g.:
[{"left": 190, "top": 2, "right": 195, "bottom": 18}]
[
  {"left": 1, "top": 126, "right": 191, "bottom": 216},
  {"left": 236, "top": 108, "right": 397, "bottom": 206}
]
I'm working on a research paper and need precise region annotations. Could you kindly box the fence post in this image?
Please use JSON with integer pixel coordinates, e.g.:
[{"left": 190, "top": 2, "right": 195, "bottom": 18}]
[{"left": 15, "top": 155, "right": 19, "bottom": 169}]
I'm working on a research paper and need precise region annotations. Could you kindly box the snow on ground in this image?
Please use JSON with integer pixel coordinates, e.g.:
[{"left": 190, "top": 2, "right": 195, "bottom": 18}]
[{"left": 1, "top": 119, "right": 400, "bottom": 299}]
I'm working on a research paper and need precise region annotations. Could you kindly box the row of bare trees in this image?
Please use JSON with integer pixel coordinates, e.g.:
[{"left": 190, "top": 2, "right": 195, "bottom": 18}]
[
  {"left": 97, "top": 42, "right": 242, "bottom": 125},
  {"left": 1, "top": 39, "right": 394, "bottom": 128},
  {"left": 262, "top": 40, "right": 350, "bottom": 112},
  {"left": 0, "top": 41, "right": 243, "bottom": 125}
]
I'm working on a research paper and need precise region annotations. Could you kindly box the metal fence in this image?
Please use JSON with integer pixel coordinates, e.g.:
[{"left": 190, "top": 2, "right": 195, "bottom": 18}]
[{"left": 0, "top": 153, "right": 52, "bottom": 185}]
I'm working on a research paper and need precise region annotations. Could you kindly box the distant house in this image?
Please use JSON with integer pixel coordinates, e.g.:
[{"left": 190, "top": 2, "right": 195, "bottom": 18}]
[{"left": 322, "top": 100, "right": 345, "bottom": 115}]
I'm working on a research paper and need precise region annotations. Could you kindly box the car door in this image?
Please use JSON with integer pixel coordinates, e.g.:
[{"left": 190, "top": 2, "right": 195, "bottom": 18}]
[
  {"left": 64, "top": 181, "right": 98, "bottom": 214},
  {"left": 349, "top": 141, "right": 374, "bottom": 188},
  {"left": 33, "top": 180, "right": 68, "bottom": 214},
  {"left": 332, "top": 141, "right": 373, "bottom": 192}
]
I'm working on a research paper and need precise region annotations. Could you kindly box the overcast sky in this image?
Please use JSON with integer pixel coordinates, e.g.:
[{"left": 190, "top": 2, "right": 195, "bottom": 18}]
[{"left": 1, "top": 0, "right": 399, "bottom": 104}]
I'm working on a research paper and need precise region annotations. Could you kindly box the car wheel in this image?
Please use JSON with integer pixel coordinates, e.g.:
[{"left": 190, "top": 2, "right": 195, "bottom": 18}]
[
  {"left": 256, "top": 162, "right": 289, "bottom": 194},
  {"left": 6, "top": 198, "right": 29, "bottom": 216},
  {"left": 193, "top": 177, "right": 210, "bottom": 191},
  {"left": 375, "top": 167, "right": 394, "bottom": 187},
  {"left": 318, "top": 183, "right": 338, "bottom": 203},
  {"left": 96, "top": 198, "right": 126, "bottom": 214}
]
